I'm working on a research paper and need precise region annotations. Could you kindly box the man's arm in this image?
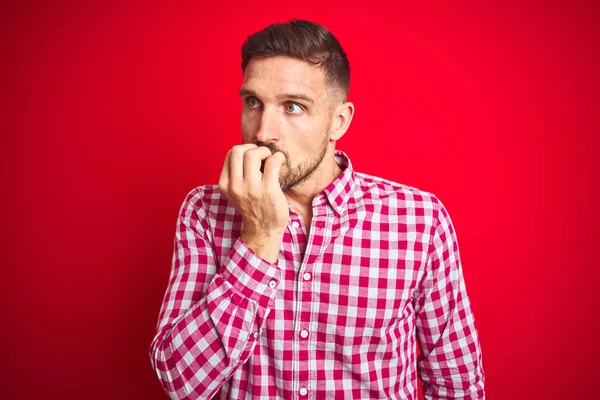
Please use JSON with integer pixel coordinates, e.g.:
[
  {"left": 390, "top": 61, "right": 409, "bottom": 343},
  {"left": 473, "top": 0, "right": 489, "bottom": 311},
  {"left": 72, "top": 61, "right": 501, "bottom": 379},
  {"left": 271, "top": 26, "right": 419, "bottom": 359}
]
[
  {"left": 148, "top": 187, "right": 281, "bottom": 399},
  {"left": 414, "top": 197, "right": 485, "bottom": 399},
  {"left": 148, "top": 145, "right": 288, "bottom": 399}
]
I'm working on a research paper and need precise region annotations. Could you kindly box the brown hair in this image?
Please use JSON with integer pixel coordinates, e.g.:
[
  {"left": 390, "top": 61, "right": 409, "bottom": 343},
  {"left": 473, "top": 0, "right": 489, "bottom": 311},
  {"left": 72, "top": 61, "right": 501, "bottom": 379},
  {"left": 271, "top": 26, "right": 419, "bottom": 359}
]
[{"left": 241, "top": 19, "right": 350, "bottom": 103}]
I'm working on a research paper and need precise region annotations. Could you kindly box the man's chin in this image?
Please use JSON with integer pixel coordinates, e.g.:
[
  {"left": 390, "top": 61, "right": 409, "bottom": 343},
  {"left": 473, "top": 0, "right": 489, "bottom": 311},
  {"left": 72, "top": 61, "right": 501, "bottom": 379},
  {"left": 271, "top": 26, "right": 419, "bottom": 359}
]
[
  {"left": 279, "top": 179, "right": 292, "bottom": 191},
  {"left": 278, "top": 168, "right": 292, "bottom": 191},
  {"left": 279, "top": 175, "right": 298, "bottom": 192}
]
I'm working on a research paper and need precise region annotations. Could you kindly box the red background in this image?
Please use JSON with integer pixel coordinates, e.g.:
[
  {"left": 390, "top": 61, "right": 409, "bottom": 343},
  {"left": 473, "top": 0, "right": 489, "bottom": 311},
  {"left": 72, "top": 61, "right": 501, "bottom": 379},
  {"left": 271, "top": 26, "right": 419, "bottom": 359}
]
[{"left": 1, "top": 1, "right": 598, "bottom": 399}]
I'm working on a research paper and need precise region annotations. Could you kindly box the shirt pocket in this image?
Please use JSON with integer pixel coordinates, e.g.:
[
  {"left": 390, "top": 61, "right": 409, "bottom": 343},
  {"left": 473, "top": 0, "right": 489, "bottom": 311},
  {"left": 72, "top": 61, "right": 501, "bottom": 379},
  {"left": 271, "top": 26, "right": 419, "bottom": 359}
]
[{"left": 316, "top": 258, "right": 417, "bottom": 331}]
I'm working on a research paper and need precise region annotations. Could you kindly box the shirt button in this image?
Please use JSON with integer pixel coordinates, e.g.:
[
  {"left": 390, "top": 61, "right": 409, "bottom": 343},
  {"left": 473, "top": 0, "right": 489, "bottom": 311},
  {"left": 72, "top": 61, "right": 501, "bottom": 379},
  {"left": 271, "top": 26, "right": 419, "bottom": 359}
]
[
  {"left": 292, "top": 221, "right": 300, "bottom": 228},
  {"left": 300, "top": 329, "right": 309, "bottom": 339},
  {"left": 299, "top": 387, "right": 308, "bottom": 396},
  {"left": 253, "top": 331, "right": 259, "bottom": 338},
  {"left": 303, "top": 272, "right": 311, "bottom": 281},
  {"left": 269, "top": 280, "right": 276, "bottom": 288}
]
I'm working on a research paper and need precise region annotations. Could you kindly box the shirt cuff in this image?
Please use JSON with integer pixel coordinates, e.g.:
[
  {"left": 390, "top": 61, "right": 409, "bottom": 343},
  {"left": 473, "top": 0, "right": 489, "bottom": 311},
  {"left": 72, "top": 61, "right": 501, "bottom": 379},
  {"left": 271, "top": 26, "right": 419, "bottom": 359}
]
[{"left": 219, "top": 238, "right": 282, "bottom": 308}]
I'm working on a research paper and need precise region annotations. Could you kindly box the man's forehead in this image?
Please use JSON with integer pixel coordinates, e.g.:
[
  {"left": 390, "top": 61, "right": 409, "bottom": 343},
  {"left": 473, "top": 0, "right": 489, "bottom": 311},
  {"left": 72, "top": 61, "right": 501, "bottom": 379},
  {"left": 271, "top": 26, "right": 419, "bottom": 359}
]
[{"left": 241, "top": 56, "right": 325, "bottom": 98}]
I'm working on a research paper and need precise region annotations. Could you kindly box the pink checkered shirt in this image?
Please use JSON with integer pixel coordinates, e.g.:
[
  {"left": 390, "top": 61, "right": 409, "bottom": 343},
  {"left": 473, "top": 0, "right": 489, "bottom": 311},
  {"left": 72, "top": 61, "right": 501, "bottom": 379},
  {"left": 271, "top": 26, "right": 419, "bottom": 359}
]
[{"left": 149, "top": 150, "right": 485, "bottom": 399}]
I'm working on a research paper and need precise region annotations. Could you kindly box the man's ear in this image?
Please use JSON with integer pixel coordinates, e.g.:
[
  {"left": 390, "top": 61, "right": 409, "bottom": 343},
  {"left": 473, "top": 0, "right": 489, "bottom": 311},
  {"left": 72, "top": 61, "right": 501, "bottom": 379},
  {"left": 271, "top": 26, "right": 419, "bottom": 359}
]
[{"left": 329, "top": 101, "right": 355, "bottom": 142}]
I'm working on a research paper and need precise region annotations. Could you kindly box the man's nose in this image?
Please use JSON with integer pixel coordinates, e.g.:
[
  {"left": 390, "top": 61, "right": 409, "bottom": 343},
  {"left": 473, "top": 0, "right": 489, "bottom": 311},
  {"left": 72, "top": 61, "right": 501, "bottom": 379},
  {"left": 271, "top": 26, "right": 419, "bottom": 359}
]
[{"left": 255, "top": 107, "right": 280, "bottom": 143}]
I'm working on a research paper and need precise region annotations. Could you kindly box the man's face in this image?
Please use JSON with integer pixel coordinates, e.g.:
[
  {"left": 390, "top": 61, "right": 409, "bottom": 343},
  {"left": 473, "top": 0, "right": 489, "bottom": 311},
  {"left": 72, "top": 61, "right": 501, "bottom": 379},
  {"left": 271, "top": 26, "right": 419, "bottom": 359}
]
[{"left": 239, "top": 56, "right": 335, "bottom": 190}]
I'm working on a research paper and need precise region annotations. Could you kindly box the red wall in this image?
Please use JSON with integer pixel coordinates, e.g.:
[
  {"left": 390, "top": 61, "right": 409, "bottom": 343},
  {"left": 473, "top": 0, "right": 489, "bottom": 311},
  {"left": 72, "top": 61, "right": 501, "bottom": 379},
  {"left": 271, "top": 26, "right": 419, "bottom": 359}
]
[{"left": 2, "top": 1, "right": 598, "bottom": 399}]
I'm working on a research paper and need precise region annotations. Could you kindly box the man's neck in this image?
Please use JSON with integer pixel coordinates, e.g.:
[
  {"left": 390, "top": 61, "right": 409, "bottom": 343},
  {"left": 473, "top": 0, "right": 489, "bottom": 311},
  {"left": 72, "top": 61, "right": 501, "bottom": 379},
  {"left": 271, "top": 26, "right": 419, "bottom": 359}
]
[{"left": 284, "top": 150, "right": 343, "bottom": 212}]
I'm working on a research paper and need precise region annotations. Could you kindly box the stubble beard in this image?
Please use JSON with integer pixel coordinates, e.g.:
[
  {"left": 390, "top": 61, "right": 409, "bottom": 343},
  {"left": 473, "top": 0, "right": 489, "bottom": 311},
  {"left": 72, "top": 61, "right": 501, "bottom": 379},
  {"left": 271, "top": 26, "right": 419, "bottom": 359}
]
[{"left": 257, "top": 135, "right": 329, "bottom": 191}]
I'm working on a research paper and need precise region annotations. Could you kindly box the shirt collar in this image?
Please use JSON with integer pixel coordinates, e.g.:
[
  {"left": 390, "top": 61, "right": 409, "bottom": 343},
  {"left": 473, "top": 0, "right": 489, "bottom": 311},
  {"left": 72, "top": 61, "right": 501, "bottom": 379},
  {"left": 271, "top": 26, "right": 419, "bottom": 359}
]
[{"left": 321, "top": 150, "right": 356, "bottom": 215}]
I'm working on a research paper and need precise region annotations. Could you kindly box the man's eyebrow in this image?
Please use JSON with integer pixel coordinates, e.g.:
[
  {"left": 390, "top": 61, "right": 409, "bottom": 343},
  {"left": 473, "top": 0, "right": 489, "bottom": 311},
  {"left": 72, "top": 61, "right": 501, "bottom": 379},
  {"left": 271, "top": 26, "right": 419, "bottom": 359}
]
[
  {"left": 239, "top": 88, "right": 315, "bottom": 104},
  {"left": 239, "top": 88, "right": 255, "bottom": 98}
]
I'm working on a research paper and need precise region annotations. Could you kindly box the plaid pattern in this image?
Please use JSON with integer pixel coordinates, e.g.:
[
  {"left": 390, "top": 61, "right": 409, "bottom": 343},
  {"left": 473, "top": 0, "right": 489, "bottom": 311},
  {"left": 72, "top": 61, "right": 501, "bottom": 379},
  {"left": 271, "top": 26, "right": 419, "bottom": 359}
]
[{"left": 149, "top": 150, "right": 485, "bottom": 399}]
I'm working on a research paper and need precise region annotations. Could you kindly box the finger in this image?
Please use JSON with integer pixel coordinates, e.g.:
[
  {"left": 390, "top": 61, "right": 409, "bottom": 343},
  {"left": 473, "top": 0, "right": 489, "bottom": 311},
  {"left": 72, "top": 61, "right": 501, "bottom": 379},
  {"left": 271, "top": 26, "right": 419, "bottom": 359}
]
[
  {"left": 263, "top": 152, "right": 286, "bottom": 188},
  {"left": 229, "top": 144, "right": 257, "bottom": 182},
  {"left": 243, "top": 146, "right": 273, "bottom": 181},
  {"left": 218, "top": 149, "right": 232, "bottom": 190}
]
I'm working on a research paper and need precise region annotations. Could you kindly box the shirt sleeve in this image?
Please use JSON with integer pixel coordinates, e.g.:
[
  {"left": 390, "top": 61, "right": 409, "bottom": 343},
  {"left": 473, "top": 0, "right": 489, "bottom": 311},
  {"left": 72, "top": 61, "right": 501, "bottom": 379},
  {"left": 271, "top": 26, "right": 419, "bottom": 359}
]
[
  {"left": 148, "top": 187, "right": 282, "bottom": 399},
  {"left": 414, "top": 197, "right": 485, "bottom": 399}
]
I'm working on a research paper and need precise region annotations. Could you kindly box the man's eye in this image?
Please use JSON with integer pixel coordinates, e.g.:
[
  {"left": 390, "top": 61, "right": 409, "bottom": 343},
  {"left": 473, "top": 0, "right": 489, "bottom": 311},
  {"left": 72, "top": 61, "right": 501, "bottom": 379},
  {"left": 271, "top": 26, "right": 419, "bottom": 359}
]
[
  {"left": 285, "top": 103, "right": 303, "bottom": 114},
  {"left": 247, "top": 97, "right": 261, "bottom": 108}
]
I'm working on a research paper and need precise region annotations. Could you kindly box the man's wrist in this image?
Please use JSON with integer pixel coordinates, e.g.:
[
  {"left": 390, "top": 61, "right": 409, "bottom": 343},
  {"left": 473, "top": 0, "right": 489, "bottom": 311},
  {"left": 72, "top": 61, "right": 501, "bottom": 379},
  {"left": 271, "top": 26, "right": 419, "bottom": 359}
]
[{"left": 240, "top": 231, "right": 283, "bottom": 264}]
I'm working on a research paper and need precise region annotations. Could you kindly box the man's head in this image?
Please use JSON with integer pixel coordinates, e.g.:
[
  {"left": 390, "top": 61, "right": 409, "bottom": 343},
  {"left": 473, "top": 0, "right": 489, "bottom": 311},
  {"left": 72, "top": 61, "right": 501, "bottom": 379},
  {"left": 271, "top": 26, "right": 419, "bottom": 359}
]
[
  {"left": 239, "top": 19, "right": 354, "bottom": 191},
  {"left": 241, "top": 19, "right": 350, "bottom": 105}
]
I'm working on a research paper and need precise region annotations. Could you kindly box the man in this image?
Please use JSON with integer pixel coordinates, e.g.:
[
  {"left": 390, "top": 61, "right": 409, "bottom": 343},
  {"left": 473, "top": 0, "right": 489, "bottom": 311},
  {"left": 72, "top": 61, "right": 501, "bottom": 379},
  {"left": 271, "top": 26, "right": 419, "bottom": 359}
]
[{"left": 149, "top": 19, "right": 485, "bottom": 400}]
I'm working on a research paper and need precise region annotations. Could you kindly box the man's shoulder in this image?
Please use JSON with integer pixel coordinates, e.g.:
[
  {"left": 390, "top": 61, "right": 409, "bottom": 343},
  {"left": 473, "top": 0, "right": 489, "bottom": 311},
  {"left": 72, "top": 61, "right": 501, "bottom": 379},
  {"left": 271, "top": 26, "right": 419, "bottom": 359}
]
[
  {"left": 185, "top": 184, "right": 222, "bottom": 200},
  {"left": 352, "top": 171, "right": 442, "bottom": 210},
  {"left": 178, "top": 184, "right": 229, "bottom": 214}
]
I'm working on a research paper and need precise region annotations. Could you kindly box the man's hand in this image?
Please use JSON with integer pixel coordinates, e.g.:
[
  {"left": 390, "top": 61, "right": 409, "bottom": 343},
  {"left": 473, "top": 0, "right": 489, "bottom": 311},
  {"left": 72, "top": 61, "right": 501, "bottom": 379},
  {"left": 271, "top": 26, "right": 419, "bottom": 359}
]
[{"left": 218, "top": 144, "right": 288, "bottom": 263}]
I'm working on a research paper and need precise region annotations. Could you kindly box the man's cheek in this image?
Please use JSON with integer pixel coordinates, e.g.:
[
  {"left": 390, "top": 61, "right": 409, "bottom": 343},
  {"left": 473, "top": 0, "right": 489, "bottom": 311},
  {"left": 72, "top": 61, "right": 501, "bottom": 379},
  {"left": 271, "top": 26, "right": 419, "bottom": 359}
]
[{"left": 240, "top": 116, "right": 254, "bottom": 143}]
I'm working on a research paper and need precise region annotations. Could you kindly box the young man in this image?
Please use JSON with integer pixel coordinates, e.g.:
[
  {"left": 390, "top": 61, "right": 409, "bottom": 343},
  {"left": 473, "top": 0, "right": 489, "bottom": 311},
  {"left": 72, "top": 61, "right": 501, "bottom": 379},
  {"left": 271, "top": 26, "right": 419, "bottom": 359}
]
[{"left": 149, "top": 19, "right": 485, "bottom": 400}]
